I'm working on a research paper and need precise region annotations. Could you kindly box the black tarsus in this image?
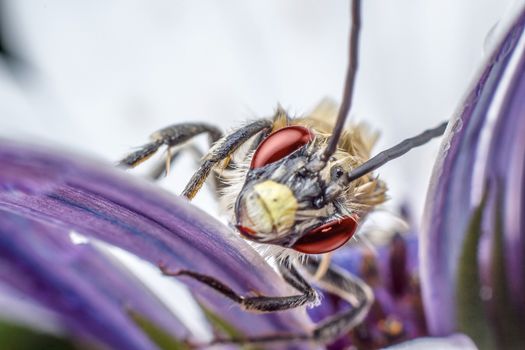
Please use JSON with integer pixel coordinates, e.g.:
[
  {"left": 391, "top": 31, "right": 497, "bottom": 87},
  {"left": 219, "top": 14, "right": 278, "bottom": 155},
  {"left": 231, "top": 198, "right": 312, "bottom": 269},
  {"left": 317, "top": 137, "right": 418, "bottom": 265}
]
[
  {"left": 159, "top": 259, "right": 318, "bottom": 313},
  {"left": 118, "top": 140, "right": 164, "bottom": 168},
  {"left": 347, "top": 120, "right": 448, "bottom": 182},
  {"left": 159, "top": 257, "right": 372, "bottom": 345},
  {"left": 206, "top": 258, "right": 372, "bottom": 345},
  {"left": 118, "top": 123, "right": 222, "bottom": 168}
]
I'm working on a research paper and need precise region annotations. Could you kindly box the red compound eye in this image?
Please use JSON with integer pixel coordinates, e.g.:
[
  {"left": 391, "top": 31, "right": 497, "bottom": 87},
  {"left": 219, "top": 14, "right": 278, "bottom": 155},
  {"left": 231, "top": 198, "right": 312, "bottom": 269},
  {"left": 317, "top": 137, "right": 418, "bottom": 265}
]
[
  {"left": 291, "top": 216, "right": 358, "bottom": 254},
  {"left": 251, "top": 126, "right": 314, "bottom": 169}
]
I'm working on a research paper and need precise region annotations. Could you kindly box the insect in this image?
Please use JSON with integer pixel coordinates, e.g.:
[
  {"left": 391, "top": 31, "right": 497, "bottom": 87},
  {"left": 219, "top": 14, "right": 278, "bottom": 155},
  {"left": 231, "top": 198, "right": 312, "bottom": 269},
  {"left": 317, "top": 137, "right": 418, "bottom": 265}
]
[{"left": 119, "top": 0, "right": 447, "bottom": 346}]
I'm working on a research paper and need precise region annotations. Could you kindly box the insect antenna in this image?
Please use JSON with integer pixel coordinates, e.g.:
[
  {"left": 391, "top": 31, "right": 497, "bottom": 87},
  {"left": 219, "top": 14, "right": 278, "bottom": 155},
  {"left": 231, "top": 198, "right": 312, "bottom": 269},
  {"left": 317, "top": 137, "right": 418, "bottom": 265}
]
[
  {"left": 322, "top": 0, "right": 362, "bottom": 162},
  {"left": 319, "top": 0, "right": 448, "bottom": 183},
  {"left": 347, "top": 120, "right": 448, "bottom": 182}
]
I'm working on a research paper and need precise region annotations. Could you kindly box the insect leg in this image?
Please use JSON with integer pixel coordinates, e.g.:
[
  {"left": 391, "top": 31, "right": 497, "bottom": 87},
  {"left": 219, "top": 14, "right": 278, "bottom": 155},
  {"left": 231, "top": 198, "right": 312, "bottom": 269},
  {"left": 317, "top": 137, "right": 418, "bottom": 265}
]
[
  {"left": 182, "top": 119, "right": 273, "bottom": 199},
  {"left": 118, "top": 123, "right": 222, "bottom": 168},
  {"left": 312, "top": 252, "right": 332, "bottom": 280},
  {"left": 159, "top": 258, "right": 319, "bottom": 312},
  {"left": 302, "top": 258, "right": 373, "bottom": 343},
  {"left": 205, "top": 259, "right": 372, "bottom": 345},
  {"left": 148, "top": 144, "right": 204, "bottom": 180}
]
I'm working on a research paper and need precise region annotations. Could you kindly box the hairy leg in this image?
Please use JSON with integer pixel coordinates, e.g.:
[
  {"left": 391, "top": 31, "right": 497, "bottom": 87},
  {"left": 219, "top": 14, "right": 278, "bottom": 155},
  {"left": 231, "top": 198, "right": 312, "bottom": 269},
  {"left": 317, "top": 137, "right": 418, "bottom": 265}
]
[
  {"left": 118, "top": 123, "right": 222, "bottom": 168},
  {"left": 119, "top": 119, "right": 273, "bottom": 199},
  {"left": 301, "top": 258, "right": 373, "bottom": 343},
  {"left": 159, "top": 257, "right": 372, "bottom": 345},
  {"left": 181, "top": 119, "right": 272, "bottom": 199},
  {"left": 158, "top": 258, "right": 319, "bottom": 313}
]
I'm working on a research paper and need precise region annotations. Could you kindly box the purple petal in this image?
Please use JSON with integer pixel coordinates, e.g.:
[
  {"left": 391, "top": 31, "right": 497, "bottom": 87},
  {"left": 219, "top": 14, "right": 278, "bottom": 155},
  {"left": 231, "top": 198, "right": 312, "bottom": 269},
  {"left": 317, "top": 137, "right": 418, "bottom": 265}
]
[
  {"left": 0, "top": 285, "right": 66, "bottom": 336},
  {"left": 421, "top": 2, "right": 525, "bottom": 341},
  {"left": 0, "top": 139, "right": 312, "bottom": 339},
  {"left": 0, "top": 209, "right": 189, "bottom": 349}
]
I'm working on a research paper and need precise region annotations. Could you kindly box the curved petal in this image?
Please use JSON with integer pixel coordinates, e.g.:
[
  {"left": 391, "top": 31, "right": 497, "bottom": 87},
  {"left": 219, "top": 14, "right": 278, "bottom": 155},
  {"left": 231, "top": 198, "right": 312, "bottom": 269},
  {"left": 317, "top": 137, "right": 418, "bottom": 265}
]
[
  {"left": 0, "top": 139, "right": 312, "bottom": 341},
  {"left": 0, "top": 209, "right": 189, "bottom": 349},
  {"left": 421, "top": 2, "right": 525, "bottom": 345},
  {"left": 0, "top": 284, "right": 66, "bottom": 336}
]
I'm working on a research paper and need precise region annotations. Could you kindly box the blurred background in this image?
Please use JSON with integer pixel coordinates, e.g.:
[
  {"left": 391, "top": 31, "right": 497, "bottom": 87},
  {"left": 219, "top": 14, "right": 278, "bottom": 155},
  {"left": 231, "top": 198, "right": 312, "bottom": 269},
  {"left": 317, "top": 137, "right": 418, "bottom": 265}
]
[
  {"left": 0, "top": 0, "right": 515, "bottom": 220},
  {"left": 0, "top": 0, "right": 519, "bottom": 341}
]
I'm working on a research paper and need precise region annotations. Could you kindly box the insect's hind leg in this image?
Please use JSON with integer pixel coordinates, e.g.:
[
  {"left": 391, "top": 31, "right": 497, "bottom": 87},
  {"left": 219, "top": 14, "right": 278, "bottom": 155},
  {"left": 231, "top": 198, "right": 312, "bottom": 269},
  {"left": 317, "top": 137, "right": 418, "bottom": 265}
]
[{"left": 118, "top": 123, "right": 222, "bottom": 169}]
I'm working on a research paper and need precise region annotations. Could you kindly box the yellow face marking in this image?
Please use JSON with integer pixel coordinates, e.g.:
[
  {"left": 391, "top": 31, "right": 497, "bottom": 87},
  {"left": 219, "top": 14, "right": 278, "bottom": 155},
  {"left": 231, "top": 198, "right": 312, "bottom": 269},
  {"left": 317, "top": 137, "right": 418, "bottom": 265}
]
[{"left": 253, "top": 180, "right": 298, "bottom": 232}]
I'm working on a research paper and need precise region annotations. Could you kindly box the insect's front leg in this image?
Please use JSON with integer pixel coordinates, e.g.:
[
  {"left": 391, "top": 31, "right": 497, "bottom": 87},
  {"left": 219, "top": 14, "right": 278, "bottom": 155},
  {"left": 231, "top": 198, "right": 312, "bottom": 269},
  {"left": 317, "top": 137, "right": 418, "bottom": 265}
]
[
  {"left": 182, "top": 119, "right": 273, "bottom": 199},
  {"left": 119, "top": 123, "right": 222, "bottom": 169},
  {"left": 119, "top": 119, "right": 272, "bottom": 198}
]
